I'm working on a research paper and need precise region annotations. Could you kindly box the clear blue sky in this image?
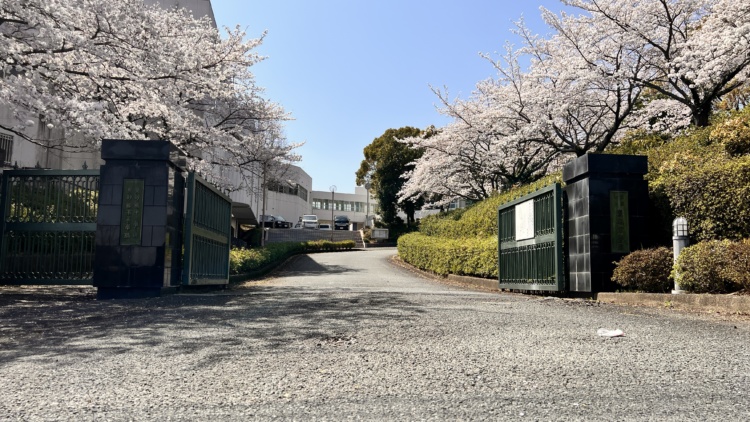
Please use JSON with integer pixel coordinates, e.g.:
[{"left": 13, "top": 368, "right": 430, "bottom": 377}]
[{"left": 211, "top": 1, "right": 569, "bottom": 192}]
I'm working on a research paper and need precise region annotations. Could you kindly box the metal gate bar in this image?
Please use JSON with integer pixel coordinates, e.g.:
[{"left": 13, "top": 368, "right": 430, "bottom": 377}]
[
  {"left": 0, "top": 170, "right": 99, "bottom": 284},
  {"left": 182, "top": 172, "right": 232, "bottom": 285},
  {"left": 497, "top": 183, "right": 565, "bottom": 291}
]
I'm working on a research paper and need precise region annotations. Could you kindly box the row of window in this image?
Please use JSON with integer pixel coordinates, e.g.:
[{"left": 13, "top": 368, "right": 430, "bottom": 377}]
[
  {"left": 267, "top": 180, "right": 308, "bottom": 202},
  {"left": 312, "top": 198, "right": 378, "bottom": 214}
]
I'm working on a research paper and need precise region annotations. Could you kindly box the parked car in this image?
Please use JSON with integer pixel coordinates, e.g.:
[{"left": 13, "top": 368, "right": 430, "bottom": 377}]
[
  {"left": 318, "top": 224, "right": 332, "bottom": 231},
  {"left": 333, "top": 215, "right": 350, "bottom": 230},
  {"left": 301, "top": 214, "right": 319, "bottom": 229},
  {"left": 260, "top": 215, "right": 291, "bottom": 229}
]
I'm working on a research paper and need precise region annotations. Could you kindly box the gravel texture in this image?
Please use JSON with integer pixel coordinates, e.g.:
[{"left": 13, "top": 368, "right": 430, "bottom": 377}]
[{"left": 1, "top": 248, "right": 749, "bottom": 421}]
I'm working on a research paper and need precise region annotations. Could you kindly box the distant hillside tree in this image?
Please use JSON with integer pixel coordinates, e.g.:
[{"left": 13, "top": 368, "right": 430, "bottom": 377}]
[{"left": 356, "top": 127, "right": 427, "bottom": 225}]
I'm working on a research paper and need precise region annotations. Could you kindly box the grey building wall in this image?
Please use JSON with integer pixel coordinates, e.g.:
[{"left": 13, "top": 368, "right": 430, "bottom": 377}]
[{"left": 143, "top": 0, "right": 216, "bottom": 27}]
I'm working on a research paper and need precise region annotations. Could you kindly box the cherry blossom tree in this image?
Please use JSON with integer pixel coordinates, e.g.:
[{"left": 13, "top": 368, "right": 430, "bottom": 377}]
[
  {"left": 399, "top": 72, "right": 561, "bottom": 203},
  {"left": 547, "top": 0, "right": 750, "bottom": 127},
  {"left": 400, "top": 33, "right": 638, "bottom": 203},
  {"left": 513, "top": 20, "right": 644, "bottom": 156},
  {"left": 0, "top": 0, "right": 298, "bottom": 188}
]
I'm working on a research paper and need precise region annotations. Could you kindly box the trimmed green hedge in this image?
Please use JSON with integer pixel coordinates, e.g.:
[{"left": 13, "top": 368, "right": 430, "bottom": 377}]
[
  {"left": 397, "top": 232, "right": 498, "bottom": 278},
  {"left": 398, "top": 175, "right": 559, "bottom": 279},
  {"left": 611, "top": 247, "right": 673, "bottom": 293},
  {"left": 230, "top": 240, "right": 355, "bottom": 275},
  {"left": 418, "top": 174, "right": 563, "bottom": 239},
  {"left": 675, "top": 239, "right": 750, "bottom": 293},
  {"left": 304, "top": 239, "right": 356, "bottom": 252}
]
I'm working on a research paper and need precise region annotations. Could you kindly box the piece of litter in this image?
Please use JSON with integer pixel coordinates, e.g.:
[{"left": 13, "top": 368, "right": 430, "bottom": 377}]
[{"left": 597, "top": 328, "right": 625, "bottom": 337}]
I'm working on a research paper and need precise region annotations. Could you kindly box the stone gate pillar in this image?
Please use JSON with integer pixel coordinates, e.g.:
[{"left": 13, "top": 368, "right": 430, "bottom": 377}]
[
  {"left": 563, "top": 154, "right": 650, "bottom": 293},
  {"left": 93, "top": 140, "right": 186, "bottom": 299}
]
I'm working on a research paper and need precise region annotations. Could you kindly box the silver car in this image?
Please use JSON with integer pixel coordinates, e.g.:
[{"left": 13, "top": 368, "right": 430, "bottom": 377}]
[{"left": 301, "top": 214, "right": 319, "bottom": 229}]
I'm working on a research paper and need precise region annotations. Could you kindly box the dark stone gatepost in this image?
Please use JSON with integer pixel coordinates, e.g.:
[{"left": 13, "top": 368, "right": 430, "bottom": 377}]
[
  {"left": 563, "top": 154, "right": 650, "bottom": 293},
  {"left": 93, "top": 140, "right": 186, "bottom": 299}
]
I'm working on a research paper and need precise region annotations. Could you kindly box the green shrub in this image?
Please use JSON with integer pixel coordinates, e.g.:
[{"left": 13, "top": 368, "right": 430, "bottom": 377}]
[
  {"left": 674, "top": 239, "right": 750, "bottom": 293},
  {"left": 230, "top": 242, "right": 307, "bottom": 275},
  {"left": 610, "top": 124, "right": 734, "bottom": 243},
  {"left": 611, "top": 247, "right": 673, "bottom": 292},
  {"left": 710, "top": 108, "right": 750, "bottom": 157},
  {"left": 724, "top": 239, "right": 750, "bottom": 291},
  {"left": 397, "top": 232, "right": 498, "bottom": 278},
  {"left": 229, "top": 247, "right": 267, "bottom": 275},
  {"left": 618, "top": 111, "right": 750, "bottom": 242},
  {"left": 610, "top": 131, "right": 672, "bottom": 157},
  {"left": 653, "top": 156, "right": 750, "bottom": 241}
]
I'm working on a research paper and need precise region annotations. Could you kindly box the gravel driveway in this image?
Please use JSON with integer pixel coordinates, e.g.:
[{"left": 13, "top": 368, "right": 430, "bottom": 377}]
[{"left": 1, "top": 248, "right": 748, "bottom": 421}]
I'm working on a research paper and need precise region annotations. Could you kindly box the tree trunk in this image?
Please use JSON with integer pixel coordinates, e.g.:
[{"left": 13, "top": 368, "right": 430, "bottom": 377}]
[{"left": 692, "top": 103, "right": 712, "bottom": 127}]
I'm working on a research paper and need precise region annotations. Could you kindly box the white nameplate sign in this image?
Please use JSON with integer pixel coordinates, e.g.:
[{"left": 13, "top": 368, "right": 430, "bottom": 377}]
[{"left": 515, "top": 200, "right": 535, "bottom": 240}]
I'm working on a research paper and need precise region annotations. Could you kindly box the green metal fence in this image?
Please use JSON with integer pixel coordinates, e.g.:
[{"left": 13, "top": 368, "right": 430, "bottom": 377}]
[
  {"left": 497, "top": 183, "right": 565, "bottom": 291},
  {"left": 0, "top": 170, "right": 99, "bottom": 285},
  {"left": 182, "top": 172, "right": 232, "bottom": 285}
]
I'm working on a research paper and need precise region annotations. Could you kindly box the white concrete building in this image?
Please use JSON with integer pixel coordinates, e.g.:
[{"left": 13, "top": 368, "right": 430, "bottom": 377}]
[
  {"left": 229, "top": 164, "right": 312, "bottom": 228},
  {"left": 309, "top": 186, "right": 468, "bottom": 229},
  {"left": 311, "top": 186, "right": 378, "bottom": 230}
]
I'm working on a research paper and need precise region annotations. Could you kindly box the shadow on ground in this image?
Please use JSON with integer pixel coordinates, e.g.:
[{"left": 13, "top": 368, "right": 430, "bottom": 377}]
[
  {"left": 275, "top": 254, "right": 361, "bottom": 277},
  {"left": 0, "top": 283, "right": 424, "bottom": 368}
]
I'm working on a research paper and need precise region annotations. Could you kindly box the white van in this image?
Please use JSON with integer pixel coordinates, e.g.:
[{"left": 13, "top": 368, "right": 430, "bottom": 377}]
[{"left": 301, "top": 214, "right": 319, "bottom": 229}]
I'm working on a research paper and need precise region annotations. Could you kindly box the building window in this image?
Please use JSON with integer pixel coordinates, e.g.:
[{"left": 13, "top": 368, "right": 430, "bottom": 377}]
[
  {"left": 313, "top": 198, "right": 376, "bottom": 213},
  {"left": 0, "top": 133, "right": 12, "bottom": 166},
  {"left": 268, "top": 179, "right": 309, "bottom": 202},
  {"left": 296, "top": 185, "right": 308, "bottom": 202}
]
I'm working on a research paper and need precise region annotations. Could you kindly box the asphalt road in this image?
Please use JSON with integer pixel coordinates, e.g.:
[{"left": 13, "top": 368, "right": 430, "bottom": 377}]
[{"left": 1, "top": 248, "right": 749, "bottom": 421}]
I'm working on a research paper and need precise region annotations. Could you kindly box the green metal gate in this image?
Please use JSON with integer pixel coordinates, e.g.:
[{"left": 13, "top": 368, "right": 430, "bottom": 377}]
[
  {"left": 497, "top": 183, "right": 565, "bottom": 291},
  {"left": 0, "top": 169, "right": 99, "bottom": 285},
  {"left": 182, "top": 172, "right": 232, "bottom": 285}
]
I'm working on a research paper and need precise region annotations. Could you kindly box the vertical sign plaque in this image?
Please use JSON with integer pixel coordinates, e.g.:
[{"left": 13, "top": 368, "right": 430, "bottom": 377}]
[
  {"left": 120, "top": 179, "right": 144, "bottom": 245},
  {"left": 610, "top": 191, "right": 630, "bottom": 253},
  {"left": 515, "top": 199, "right": 535, "bottom": 241}
]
